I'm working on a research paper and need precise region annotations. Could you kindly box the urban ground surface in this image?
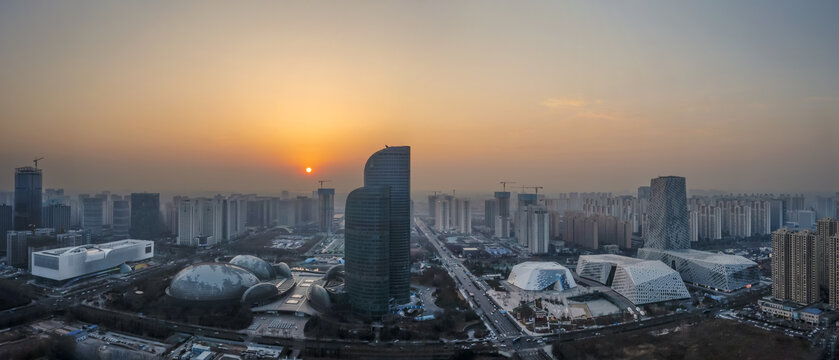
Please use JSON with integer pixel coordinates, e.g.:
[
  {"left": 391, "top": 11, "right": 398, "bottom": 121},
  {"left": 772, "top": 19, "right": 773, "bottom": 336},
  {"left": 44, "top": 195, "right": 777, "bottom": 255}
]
[{"left": 0, "top": 217, "right": 835, "bottom": 359}]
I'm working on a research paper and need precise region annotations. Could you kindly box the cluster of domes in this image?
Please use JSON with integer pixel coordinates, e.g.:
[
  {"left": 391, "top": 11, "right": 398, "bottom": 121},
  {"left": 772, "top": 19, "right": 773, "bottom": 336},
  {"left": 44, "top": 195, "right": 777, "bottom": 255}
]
[{"left": 167, "top": 256, "right": 291, "bottom": 304}]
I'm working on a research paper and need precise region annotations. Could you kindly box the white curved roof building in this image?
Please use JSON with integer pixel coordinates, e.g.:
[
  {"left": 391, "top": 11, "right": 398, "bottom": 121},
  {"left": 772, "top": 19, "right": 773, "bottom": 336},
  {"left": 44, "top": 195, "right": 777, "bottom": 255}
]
[
  {"left": 637, "top": 248, "right": 758, "bottom": 292},
  {"left": 507, "top": 261, "right": 577, "bottom": 291},
  {"left": 31, "top": 239, "right": 154, "bottom": 281},
  {"left": 577, "top": 254, "right": 690, "bottom": 305}
]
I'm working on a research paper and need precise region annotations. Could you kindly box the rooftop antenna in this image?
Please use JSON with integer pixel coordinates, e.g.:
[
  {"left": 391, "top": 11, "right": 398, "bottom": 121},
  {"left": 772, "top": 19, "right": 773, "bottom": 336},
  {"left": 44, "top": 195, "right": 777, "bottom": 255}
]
[
  {"left": 499, "top": 181, "right": 516, "bottom": 192},
  {"left": 33, "top": 157, "right": 44, "bottom": 168}
]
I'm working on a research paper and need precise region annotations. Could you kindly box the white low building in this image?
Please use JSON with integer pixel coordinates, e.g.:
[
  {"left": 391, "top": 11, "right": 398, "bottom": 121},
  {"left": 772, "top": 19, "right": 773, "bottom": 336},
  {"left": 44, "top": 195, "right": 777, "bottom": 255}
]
[
  {"left": 507, "top": 261, "right": 577, "bottom": 291},
  {"left": 577, "top": 254, "right": 691, "bottom": 305},
  {"left": 31, "top": 239, "right": 154, "bottom": 281},
  {"left": 637, "top": 248, "right": 758, "bottom": 292}
]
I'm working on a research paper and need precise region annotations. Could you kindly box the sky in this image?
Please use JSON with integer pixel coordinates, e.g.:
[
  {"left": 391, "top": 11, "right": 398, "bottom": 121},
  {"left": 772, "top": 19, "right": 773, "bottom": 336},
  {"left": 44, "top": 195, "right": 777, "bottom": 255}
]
[{"left": 1, "top": 1, "right": 837, "bottom": 196}]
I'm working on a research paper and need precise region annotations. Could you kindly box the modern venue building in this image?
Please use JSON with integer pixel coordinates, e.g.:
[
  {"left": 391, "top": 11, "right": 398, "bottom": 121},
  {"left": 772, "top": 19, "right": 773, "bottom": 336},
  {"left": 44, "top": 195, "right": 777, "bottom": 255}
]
[
  {"left": 14, "top": 166, "right": 43, "bottom": 230},
  {"left": 506, "top": 261, "right": 576, "bottom": 291},
  {"left": 637, "top": 248, "right": 758, "bottom": 292},
  {"left": 577, "top": 254, "right": 690, "bottom": 305},
  {"left": 344, "top": 186, "right": 392, "bottom": 318},
  {"left": 30, "top": 239, "right": 154, "bottom": 281}
]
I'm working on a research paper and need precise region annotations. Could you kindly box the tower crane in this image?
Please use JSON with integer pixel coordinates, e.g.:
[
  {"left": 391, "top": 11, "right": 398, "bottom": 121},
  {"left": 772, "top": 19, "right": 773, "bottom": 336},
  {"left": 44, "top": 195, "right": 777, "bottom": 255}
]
[
  {"left": 33, "top": 157, "right": 44, "bottom": 168},
  {"left": 524, "top": 186, "right": 544, "bottom": 196},
  {"left": 499, "top": 181, "right": 516, "bottom": 192},
  {"left": 318, "top": 180, "right": 331, "bottom": 189}
]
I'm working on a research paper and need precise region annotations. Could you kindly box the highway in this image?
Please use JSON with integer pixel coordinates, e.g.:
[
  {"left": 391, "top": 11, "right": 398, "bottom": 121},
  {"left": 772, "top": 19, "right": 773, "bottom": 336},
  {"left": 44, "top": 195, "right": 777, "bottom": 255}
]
[{"left": 414, "top": 219, "right": 523, "bottom": 340}]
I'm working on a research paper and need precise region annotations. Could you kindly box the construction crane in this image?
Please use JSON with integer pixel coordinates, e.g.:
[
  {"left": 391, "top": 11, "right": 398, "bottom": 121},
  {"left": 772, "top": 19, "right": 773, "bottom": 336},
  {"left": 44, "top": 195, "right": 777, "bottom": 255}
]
[
  {"left": 524, "top": 185, "right": 544, "bottom": 195},
  {"left": 33, "top": 157, "right": 44, "bottom": 168},
  {"left": 499, "top": 181, "right": 516, "bottom": 192},
  {"left": 318, "top": 180, "right": 331, "bottom": 189}
]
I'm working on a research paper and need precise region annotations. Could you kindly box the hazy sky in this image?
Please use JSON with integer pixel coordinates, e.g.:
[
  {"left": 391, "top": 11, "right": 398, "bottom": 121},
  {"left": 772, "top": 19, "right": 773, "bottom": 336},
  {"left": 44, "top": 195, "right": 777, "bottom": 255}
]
[{"left": 1, "top": 1, "right": 837, "bottom": 196}]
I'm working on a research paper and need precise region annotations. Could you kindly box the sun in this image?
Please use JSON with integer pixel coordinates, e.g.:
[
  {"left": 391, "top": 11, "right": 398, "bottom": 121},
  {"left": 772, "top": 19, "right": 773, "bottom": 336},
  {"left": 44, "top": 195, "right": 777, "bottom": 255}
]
[{"left": 305, "top": 167, "right": 312, "bottom": 173}]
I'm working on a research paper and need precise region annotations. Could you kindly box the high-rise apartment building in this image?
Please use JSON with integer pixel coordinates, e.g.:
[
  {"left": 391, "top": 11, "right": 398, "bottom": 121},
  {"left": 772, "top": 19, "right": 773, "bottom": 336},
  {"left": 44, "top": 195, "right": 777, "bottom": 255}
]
[
  {"left": 771, "top": 229, "right": 818, "bottom": 304},
  {"left": 130, "top": 193, "right": 160, "bottom": 240},
  {"left": 14, "top": 166, "right": 42, "bottom": 230},
  {"left": 645, "top": 176, "right": 689, "bottom": 250},
  {"left": 828, "top": 233, "right": 839, "bottom": 310},
  {"left": 344, "top": 186, "right": 391, "bottom": 319},
  {"left": 817, "top": 218, "right": 839, "bottom": 290},
  {"left": 317, "top": 188, "right": 335, "bottom": 234}
]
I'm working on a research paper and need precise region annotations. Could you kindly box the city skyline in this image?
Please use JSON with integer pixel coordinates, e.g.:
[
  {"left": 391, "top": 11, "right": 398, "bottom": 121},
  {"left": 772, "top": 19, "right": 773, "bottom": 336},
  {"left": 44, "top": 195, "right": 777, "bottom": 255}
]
[{"left": 1, "top": 1, "right": 838, "bottom": 194}]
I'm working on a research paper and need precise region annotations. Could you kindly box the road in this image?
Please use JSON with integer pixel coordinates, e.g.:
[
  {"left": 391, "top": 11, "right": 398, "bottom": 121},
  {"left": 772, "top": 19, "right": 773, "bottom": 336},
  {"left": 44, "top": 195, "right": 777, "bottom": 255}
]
[{"left": 414, "top": 218, "right": 523, "bottom": 352}]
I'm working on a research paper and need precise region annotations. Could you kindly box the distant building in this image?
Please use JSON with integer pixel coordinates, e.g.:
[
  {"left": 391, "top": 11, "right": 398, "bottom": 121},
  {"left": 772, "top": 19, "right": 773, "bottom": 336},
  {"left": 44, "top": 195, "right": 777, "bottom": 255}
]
[
  {"left": 42, "top": 204, "right": 71, "bottom": 234},
  {"left": 31, "top": 239, "right": 154, "bottom": 281},
  {"left": 0, "top": 205, "right": 14, "bottom": 253},
  {"left": 515, "top": 205, "right": 549, "bottom": 254},
  {"left": 81, "top": 197, "right": 104, "bottom": 237},
  {"left": 317, "top": 188, "right": 335, "bottom": 234},
  {"left": 14, "top": 166, "right": 43, "bottom": 230},
  {"left": 771, "top": 229, "right": 818, "bottom": 304},
  {"left": 112, "top": 198, "right": 130, "bottom": 239},
  {"left": 816, "top": 218, "right": 839, "bottom": 291},
  {"left": 130, "top": 193, "right": 161, "bottom": 240}
]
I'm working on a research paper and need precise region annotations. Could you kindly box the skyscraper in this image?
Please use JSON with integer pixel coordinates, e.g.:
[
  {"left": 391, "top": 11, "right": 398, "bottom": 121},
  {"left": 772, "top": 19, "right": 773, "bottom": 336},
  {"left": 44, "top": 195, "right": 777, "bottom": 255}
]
[
  {"left": 130, "top": 193, "right": 161, "bottom": 240},
  {"left": 0, "top": 205, "right": 12, "bottom": 255},
  {"left": 344, "top": 186, "right": 391, "bottom": 318},
  {"left": 317, "top": 188, "right": 335, "bottom": 234},
  {"left": 362, "top": 146, "right": 410, "bottom": 304},
  {"left": 14, "top": 166, "right": 42, "bottom": 230},
  {"left": 645, "top": 176, "right": 689, "bottom": 250}
]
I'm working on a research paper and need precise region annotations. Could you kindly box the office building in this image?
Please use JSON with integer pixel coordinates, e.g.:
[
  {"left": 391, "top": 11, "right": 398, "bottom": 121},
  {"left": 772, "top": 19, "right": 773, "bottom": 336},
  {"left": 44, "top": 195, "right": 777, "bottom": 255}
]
[
  {"left": 81, "top": 197, "right": 104, "bottom": 237},
  {"left": 30, "top": 239, "right": 154, "bottom": 281},
  {"left": 577, "top": 254, "right": 691, "bottom": 305},
  {"left": 317, "top": 188, "right": 335, "bottom": 233},
  {"left": 771, "top": 229, "right": 818, "bottom": 304},
  {"left": 42, "top": 204, "right": 71, "bottom": 234},
  {"left": 363, "top": 146, "right": 411, "bottom": 305},
  {"left": 645, "top": 176, "right": 689, "bottom": 250},
  {"left": 344, "top": 186, "right": 391, "bottom": 318},
  {"left": 130, "top": 193, "right": 160, "bottom": 240},
  {"left": 14, "top": 166, "right": 43, "bottom": 230},
  {"left": 484, "top": 199, "right": 496, "bottom": 230},
  {"left": 6, "top": 230, "right": 32, "bottom": 268}
]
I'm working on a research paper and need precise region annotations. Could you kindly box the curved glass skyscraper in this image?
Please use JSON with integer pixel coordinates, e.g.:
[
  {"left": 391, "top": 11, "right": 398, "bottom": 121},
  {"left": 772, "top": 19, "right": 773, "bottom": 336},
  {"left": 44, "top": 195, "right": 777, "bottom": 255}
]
[
  {"left": 363, "top": 146, "right": 411, "bottom": 305},
  {"left": 344, "top": 186, "right": 391, "bottom": 318}
]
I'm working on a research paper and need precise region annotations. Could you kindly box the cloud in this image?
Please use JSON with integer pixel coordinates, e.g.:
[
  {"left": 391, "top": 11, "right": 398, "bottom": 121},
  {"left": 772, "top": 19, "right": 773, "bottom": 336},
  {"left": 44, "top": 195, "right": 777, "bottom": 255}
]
[{"left": 542, "top": 97, "right": 600, "bottom": 109}]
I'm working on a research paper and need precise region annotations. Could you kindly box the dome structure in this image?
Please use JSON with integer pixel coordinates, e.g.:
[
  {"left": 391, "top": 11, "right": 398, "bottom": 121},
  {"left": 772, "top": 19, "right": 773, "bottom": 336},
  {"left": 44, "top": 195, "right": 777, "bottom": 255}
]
[
  {"left": 507, "top": 261, "right": 577, "bottom": 291},
  {"left": 308, "top": 284, "right": 331, "bottom": 312},
  {"left": 274, "top": 262, "right": 292, "bottom": 278},
  {"left": 241, "top": 282, "right": 279, "bottom": 304},
  {"left": 230, "top": 255, "right": 277, "bottom": 281},
  {"left": 168, "top": 263, "right": 260, "bottom": 302},
  {"left": 325, "top": 264, "right": 345, "bottom": 283}
]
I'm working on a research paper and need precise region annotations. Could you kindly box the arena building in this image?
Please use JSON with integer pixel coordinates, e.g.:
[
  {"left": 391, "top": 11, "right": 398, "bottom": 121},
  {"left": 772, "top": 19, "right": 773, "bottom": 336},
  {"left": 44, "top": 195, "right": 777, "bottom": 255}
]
[
  {"left": 577, "top": 254, "right": 691, "bottom": 305},
  {"left": 166, "top": 256, "right": 294, "bottom": 305},
  {"left": 507, "top": 261, "right": 577, "bottom": 291},
  {"left": 31, "top": 239, "right": 154, "bottom": 281},
  {"left": 637, "top": 248, "right": 758, "bottom": 292}
]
